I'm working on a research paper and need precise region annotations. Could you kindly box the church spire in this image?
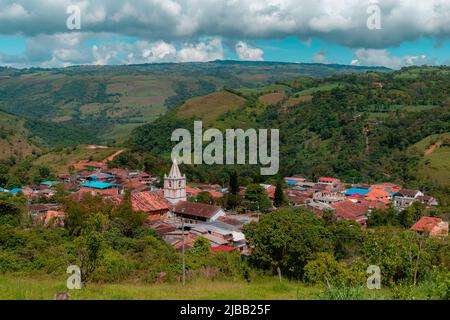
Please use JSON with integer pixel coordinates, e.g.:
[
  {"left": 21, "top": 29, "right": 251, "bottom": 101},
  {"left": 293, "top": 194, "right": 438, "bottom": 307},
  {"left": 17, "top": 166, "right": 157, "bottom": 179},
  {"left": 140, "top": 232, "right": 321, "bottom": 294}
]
[
  {"left": 164, "top": 158, "right": 186, "bottom": 204},
  {"left": 167, "top": 158, "right": 182, "bottom": 179}
]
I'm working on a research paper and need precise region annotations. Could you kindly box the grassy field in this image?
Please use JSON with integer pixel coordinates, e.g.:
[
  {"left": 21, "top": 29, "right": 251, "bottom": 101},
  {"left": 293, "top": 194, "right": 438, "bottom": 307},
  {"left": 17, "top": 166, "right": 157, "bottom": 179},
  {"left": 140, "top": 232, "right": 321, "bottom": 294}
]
[
  {"left": 176, "top": 91, "right": 247, "bottom": 125},
  {"left": 0, "top": 275, "right": 405, "bottom": 300},
  {"left": 412, "top": 133, "right": 450, "bottom": 186},
  {"left": 258, "top": 93, "right": 285, "bottom": 105}
]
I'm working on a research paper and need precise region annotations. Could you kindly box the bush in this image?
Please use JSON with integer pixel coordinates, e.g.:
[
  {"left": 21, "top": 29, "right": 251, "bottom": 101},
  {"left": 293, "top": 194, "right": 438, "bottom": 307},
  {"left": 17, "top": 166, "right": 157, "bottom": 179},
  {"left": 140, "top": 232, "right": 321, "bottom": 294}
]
[{"left": 304, "top": 253, "right": 349, "bottom": 286}]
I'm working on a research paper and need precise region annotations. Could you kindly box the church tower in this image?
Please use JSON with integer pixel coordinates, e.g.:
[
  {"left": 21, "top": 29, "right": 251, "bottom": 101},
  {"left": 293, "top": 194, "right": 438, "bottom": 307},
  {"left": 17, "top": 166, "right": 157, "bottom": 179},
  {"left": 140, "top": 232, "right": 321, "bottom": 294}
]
[{"left": 164, "top": 159, "right": 186, "bottom": 204}]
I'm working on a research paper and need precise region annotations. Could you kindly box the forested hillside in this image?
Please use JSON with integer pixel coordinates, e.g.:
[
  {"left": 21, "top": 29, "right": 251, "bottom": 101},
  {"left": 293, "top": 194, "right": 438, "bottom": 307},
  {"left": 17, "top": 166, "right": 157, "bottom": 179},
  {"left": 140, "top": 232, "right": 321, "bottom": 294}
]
[
  {"left": 0, "top": 61, "right": 388, "bottom": 148},
  {"left": 131, "top": 66, "right": 450, "bottom": 201}
]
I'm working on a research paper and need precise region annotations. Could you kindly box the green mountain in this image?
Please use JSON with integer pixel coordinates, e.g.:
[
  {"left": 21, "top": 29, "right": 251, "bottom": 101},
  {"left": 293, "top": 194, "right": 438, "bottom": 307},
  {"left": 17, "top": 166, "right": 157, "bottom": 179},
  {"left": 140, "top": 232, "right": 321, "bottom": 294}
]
[
  {"left": 130, "top": 66, "right": 450, "bottom": 199},
  {"left": 0, "top": 61, "right": 389, "bottom": 147}
]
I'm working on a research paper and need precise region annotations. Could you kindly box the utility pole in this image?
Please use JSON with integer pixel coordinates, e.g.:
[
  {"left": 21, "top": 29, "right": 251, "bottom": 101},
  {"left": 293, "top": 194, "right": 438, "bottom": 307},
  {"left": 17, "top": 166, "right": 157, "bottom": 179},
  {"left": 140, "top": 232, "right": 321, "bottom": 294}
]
[{"left": 181, "top": 208, "right": 186, "bottom": 286}]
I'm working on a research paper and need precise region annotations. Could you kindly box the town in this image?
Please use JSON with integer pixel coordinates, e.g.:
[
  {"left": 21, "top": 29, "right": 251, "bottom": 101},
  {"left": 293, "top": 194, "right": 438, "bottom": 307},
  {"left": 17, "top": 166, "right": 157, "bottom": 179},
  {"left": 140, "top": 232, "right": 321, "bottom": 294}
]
[{"left": 1, "top": 150, "right": 447, "bottom": 257}]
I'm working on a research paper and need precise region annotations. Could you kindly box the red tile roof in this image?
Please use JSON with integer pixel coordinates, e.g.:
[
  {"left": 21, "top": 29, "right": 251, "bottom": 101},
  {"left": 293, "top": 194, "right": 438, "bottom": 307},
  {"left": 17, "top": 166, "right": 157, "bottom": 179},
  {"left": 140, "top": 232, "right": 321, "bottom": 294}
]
[
  {"left": 331, "top": 200, "right": 368, "bottom": 221},
  {"left": 411, "top": 217, "right": 442, "bottom": 232},
  {"left": 207, "top": 190, "right": 224, "bottom": 198},
  {"left": 131, "top": 190, "right": 172, "bottom": 212}
]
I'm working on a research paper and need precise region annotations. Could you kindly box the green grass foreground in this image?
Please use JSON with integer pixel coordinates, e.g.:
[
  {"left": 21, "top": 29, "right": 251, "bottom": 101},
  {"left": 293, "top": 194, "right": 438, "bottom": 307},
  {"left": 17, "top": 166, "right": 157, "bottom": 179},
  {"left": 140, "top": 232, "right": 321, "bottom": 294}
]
[{"left": 0, "top": 275, "right": 404, "bottom": 300}]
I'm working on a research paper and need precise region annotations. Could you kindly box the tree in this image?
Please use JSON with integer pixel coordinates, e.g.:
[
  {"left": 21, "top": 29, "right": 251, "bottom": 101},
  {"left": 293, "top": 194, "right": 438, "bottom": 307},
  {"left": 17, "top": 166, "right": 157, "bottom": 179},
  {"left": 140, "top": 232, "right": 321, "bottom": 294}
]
[
  {"left": 0, "top": 200, "right": 22, "bottom": 226},
  {"left": 273, "top": 181, "right": 284, "bottom": 207},
  {"left": 111, "top": 190, "right": 146, "bottom": 237},
  {"left": 193, "top": 191, "right": 214, "bottom": 205},
  {"left": 328, "top": 219, "right": 362, "bottom": 259},
  {"left": 38, "top": 166, "right": 51, "bottom": 180},
  {"left": 5, "top": 176, "right": 21, "bottom": 190},
  {"left": 398, "top": 202, "right": 426, "bottom": 228},
  {"left": 244, "top": 184, "right": 272, "bottom": 212},
  {"left": 366, "top": 207, "right": 400, "bottom": 227},
  {"left": 74, "top": 231, "right": 104, "bottom": 283},
  {"left": 229, "top": 171, "right": 239, "bottom": 195},
  {"left": 243, "top": 208, "right": 333, "bottom": 278}
]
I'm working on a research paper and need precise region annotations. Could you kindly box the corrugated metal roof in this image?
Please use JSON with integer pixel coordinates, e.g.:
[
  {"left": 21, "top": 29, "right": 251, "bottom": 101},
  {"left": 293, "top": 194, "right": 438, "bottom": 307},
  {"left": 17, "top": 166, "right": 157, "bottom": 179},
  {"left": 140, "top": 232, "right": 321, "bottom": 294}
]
[
  {"left": 345, "top": 188, "right": 370, "bottom": 196},
  {"left": 81, "top": 181, "right": 114, "bottom": 189}
]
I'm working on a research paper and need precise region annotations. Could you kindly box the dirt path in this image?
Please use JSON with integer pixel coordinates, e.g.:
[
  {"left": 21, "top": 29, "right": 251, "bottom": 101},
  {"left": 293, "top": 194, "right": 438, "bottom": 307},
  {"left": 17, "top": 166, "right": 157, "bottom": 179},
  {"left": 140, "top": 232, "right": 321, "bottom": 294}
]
[
  {"left": 103, "top": 149, "right": 125, "bottom": 163},
  {"left": 424, "top": 140, "right": 442, "bottom": 155}
]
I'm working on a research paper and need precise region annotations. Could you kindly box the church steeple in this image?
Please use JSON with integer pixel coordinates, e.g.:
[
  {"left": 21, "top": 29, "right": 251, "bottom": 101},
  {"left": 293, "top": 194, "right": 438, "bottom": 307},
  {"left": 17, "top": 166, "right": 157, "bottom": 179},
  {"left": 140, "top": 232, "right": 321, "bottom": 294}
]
[{"left": 164, "top": 159, "right": 186, "bottom": 204}]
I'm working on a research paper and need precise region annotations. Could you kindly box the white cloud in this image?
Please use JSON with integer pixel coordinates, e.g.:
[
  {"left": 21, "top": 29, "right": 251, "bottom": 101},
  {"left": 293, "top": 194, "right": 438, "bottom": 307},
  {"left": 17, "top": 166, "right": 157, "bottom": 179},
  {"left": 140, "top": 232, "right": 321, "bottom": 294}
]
[
  {"left": 0, "top": 33, "right": 225, "bottom": 67},
  {"left": 177, "top": 38, "right": 223, "bottom": 62},
  {"left": 351, "top": 49, "right": 435, "bottom": 69},
  {"left": 0, "top": 0, "right": 449, "bottom": 48},
  {"left": 235, "top": 41, "right": 264, "bottom": 61},
  {"left": 312, "top": 49, "right": 329, "bottom": 63},
  {"left": 0, "top": 0, "right": 448, "bottom": 67}
]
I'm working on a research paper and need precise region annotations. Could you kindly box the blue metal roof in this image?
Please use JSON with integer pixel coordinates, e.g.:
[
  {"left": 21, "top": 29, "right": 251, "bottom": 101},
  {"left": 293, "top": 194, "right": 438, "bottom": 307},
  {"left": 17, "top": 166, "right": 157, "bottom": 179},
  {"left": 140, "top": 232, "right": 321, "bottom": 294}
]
[
  {"left": 81, "top": 181, "right": 113, "bottom": 189},
  {"left": 89, "top": 173, "right": 114, "bottom": 180},
  {"left": 9, "top": 188, "right": 23, "bottom": 194},
  {"left": 345, "top": 187, "right": 370, "bottom": 196}
]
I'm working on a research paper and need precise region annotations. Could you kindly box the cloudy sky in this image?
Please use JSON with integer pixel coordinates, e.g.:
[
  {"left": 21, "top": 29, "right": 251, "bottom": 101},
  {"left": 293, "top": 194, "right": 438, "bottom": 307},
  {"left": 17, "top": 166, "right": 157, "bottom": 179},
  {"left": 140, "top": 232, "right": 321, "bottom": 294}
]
[{"left": 0, "top": 0, "right": 449, "bottom": 69}]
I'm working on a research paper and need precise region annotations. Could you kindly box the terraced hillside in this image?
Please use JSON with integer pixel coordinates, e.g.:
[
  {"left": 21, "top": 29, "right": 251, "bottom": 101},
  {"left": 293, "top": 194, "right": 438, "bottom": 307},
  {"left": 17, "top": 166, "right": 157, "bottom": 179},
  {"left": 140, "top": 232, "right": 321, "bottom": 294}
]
[{"left": 0, "top": 61, "right": 389, "bottom": 146}]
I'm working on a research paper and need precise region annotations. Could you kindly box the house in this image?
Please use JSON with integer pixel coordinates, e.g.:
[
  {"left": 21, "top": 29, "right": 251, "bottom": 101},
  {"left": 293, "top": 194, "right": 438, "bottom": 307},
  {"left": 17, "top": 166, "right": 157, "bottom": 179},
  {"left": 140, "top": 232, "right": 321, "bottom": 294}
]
[
  {"left": 416, "top": 196, "right": 439, "bottom": 207},
  {"left": 40, "top": 180, "right": 59, "bottom": 187},
  {"left": 130, "top": 190, "right": 172, "bottom": 221},
  {"left": 317, "top": 177, "right": 340, "bottom": 185},
  {"left": 285, "top": 190, "right": 309, "bottom": 207},
  {"left": 80, "top": 181, "right": 120, "bottom": 196},
  {"left": 364, "top": 188, "right": 392, "bottom": 202},
  {"left": 284, "top": 177, "right": 306, "bottom": 186},
  {"left": 316, "top": 177, "right": 345, "bottom": 191},
  {"left": 411, "top": 217, "right": 448, "bottom": 237},
  {"left": 330, "top": 200, "right": 369, "bottom": 225},
  {"left": 345, "top": 187, "right": 370, "bottom": 197},
  {"left": 393, "top": 189, "right": 424, "bottom": 209},
  {"left": 120, "top": 177, "right": 151, "bottom": 193},
  {"left": 370, "top": 182, "right": 401, "bottom": 193},
  {"left": 32, "top": 210, "right": 65, "bottom": 227},
  {"left": 306, "top": 200, "right": 334, "bottom": 215},
  {"left": 173, "top": 201, "right": 225, "bottom": 223},
  {"left": 128, "top": 171, "right": 152, "bottom": 185},
  {"left": 28, "top": 203, "right": 59, "bottom": 216},
  {"left": 87, "top": 172, "right": 115, "bottom": 183},
  {"left": 261, "top": 184, "right": 276, "bottom": 199},
  {"left": 313, "top": 191, "right": 345, "bottom": 204},
  {"left": 186, "top": 187, "right": 223, "bottom": 199}
]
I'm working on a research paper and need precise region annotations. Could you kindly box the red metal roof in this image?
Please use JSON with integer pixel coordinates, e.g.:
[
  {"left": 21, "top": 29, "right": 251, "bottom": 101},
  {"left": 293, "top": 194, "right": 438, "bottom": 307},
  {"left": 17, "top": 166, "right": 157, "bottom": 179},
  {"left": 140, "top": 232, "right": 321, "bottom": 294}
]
[
  {"left": 211, "top": 245, "right": 235, "bottom": 251},
  {"left": 318, "top": 177, "right": 338, "bottom": 182}
]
